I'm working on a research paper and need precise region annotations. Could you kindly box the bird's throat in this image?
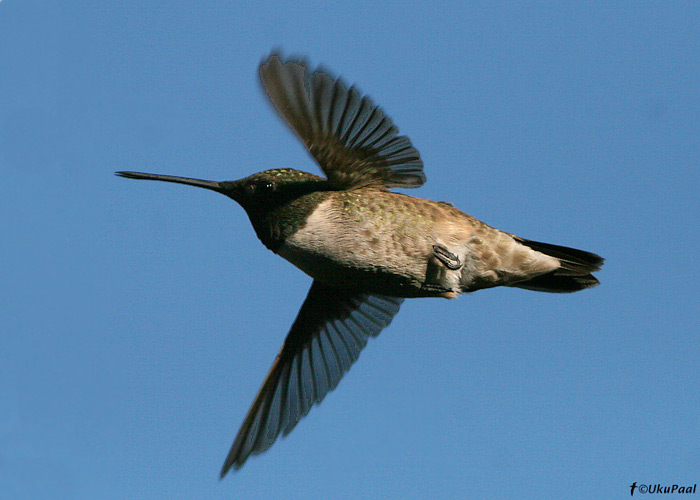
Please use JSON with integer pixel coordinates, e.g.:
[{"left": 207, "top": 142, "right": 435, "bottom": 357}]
[{"left": 246, "top": 190, "right": 334, "bottom": 253}]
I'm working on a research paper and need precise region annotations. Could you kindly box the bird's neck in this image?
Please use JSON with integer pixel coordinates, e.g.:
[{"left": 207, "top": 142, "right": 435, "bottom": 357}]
[{"left": 246, "top": 191, "right": 333, "bottom": 253}]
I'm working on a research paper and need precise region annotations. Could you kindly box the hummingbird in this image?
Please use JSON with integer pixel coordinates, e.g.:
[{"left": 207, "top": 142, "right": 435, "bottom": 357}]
[{"left": 117, "top": 53, "right": 604, "bottom": 478}]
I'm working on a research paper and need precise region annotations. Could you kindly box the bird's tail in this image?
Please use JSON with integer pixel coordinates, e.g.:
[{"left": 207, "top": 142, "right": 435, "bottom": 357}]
[{"left": 511, "top": 238, "right": 604, "bottom": 293}]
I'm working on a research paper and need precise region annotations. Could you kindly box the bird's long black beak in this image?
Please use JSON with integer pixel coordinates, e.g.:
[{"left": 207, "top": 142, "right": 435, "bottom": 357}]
[{"left": 115, "top": 171, "right": 225, "bottom": 194}]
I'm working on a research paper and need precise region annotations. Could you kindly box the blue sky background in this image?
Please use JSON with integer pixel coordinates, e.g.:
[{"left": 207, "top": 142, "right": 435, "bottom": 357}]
[{"left": 2, "top": 2, "right": 699, "bottom": 499}]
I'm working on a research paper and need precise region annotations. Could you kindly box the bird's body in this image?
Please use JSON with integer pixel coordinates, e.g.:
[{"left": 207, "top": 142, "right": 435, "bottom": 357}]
[
  {"left": 117, "top": 53, "right": 603, "bottom": 477},
  {"left": 254, "top": 176, "right": 561, "bottom": 298}
]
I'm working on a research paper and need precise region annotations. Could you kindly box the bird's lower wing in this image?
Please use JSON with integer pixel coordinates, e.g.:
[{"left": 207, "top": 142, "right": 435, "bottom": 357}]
[{"left": 220, "top": 280, "right": 403, "bottom": 477}]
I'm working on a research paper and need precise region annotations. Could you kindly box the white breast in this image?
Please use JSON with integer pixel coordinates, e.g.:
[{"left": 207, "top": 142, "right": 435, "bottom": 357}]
[{"left": 277, "top": 198, "right": 429, "bottom": 287}]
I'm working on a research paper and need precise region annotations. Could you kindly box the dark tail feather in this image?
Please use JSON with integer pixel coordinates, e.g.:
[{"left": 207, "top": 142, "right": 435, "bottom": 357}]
[{"left": 513, "top": 238, "right": 604, "bottom": 293}]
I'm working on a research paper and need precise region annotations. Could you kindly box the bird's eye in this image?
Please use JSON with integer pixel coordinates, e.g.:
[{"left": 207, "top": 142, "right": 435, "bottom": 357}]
[
  {"left": 244, "top": 180, "right": 276, "bottom": 195},
  {"left": 259, "top": 181, "right": 275, "bottom": 192}
]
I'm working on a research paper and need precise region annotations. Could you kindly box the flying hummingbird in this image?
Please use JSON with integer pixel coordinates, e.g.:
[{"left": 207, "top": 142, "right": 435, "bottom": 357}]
[{"left": 117, "top": 53, "right": 604, "bottom": 477}]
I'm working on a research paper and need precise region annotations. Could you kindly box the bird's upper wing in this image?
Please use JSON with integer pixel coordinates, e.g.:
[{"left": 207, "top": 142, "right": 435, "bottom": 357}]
[
  {"left": 220, "top": 280, "right": 403, "bottom": 477},
  {"left": 259, "top": 53, "right": 426, "bottom": 190}
]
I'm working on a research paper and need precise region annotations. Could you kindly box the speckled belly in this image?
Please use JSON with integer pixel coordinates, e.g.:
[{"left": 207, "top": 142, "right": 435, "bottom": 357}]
[
  {"left": 277, "top": 237, "right": 428, "bottom": 297},
  {"left": 274, "top": 194, "right": 475, "bottom": 297}
]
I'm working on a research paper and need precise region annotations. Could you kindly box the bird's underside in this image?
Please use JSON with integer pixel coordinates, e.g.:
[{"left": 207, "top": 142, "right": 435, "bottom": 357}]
[{"left": 277, "top": 188, "right": 600, "bottom": 299}]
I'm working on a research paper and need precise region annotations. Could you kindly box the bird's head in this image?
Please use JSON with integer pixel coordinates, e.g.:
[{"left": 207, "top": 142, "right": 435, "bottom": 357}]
[
  {"left": 116, "top": 168, "right": 331, "bottom": 250},
  {"left": 219, "top": 169, "right": 327, "bottom": 215},
  {"left": 116, "top": 168, "right": 327, "bottom": 212}
]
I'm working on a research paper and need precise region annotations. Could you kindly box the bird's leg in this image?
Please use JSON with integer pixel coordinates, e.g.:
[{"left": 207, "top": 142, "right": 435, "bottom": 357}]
[
  {"left": 419, "top": 244, "right": 463, "bottom": 298},
  {"left": 432, "top": 244, "right": 462, "bottom": 270}
]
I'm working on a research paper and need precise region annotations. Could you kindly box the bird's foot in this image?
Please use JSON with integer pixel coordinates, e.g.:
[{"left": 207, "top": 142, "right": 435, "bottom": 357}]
[{"left": 432, "top": 244, "right": 462, "bottom": 270}]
